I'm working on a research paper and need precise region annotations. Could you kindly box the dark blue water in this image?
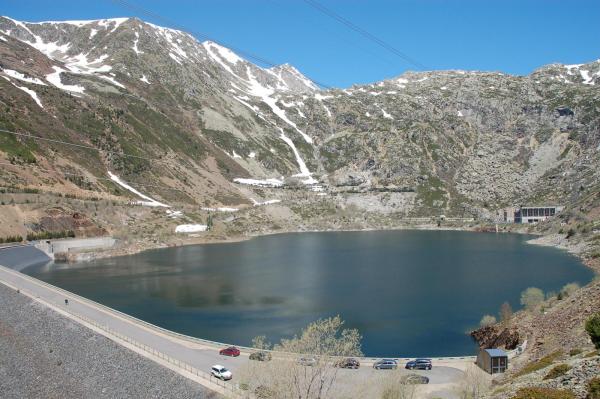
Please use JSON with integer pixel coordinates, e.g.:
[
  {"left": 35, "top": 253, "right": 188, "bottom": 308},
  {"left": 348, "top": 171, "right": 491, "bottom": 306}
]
[{"left": 23, "top": 230, "right": 594, "bottom": 357}]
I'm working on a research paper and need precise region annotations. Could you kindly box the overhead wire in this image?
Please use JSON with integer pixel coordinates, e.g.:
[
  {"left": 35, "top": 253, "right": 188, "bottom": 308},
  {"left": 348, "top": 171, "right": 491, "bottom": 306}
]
[{"left": 302, "top": 0, "right": 428, "bottom": 71}]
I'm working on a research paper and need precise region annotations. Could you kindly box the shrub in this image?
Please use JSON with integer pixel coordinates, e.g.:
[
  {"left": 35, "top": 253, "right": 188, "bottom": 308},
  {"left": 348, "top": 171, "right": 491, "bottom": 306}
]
[
  {"left": 584, "top": 350, "right": 598, "bottom": 358},
  {"left": 26, "top": 230, "right": 76, "bottom": 241},
  {"left": 520, "top": 287, "right": 545, "bottom": 311},
  {"left": 566, "top": 228, "right": 576, "bottom": 239},
  {"left": 543, "top": 363, "right": 571, "bottom": 380},
  {"left": 480, "top": 314, "right": 497, "bottom": 327},
  {"left": 515, "top": 351, "right": 562, "bottom": 377},
  {"left": 585, "top": 313, "right": 600, "bottom": 349},
  {"left": 588, "top": 377, "right": 600, "bottom": 399},
  {"left": 560, "top": 282, "right": 580, "bottom": 298},
  {"left": 511, "top": 387, "right": 575, "bottom": 399}
]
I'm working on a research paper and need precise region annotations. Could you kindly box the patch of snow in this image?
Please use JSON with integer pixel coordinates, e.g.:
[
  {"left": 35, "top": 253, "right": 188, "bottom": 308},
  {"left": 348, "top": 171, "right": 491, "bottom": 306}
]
[
  {"left": 248, "top": 151, "right": 256, "bottom": 158},
  {"left": 203, "top": 41, "right": 242, "bottom": 65},
  {"left": 46, "top": 66, "right": 85, "bottom": 93},
  {"left": 232, "top": 150, "right": 242, "bottom": 159},
  {"left": 166, "top": 209, "right": 183, "bottom": 218},
  {"left": 251, "top": 199, "right": 281, "bottom": 206},
  {"left": 457, "top": 110, "right": 463, "bottom": 117},
  {"left": 380, "top": 107, "right": 393, "bottom": 120},
  {"left": 245, "top": 67, "right": 313, "bottom": 144},
  {"left": 278, "top": 128, "right": 317, "bottom": 184},
  {"left": 201, "top": 207, "right": 239, "bottom": 212},
  {"left": 108, "top": 171, "right": 169, "bottom": 207},
  {"left": 580, "top": 70, "right": 594, "bottom": 85},
  {"left": 89, "top": 28, "right": 98, "bottom": 39},
  {"left": 369, "top": 92, "right": 381, "bottom": 96},
  {"left": 314, "top": 93, "right": 333, "bottom": 100},
  {"left": 132, "top": 31, "right": 144, "bottom": 55},
  {"left": 0, "top": 35, "right": 6, "bottom": 42},
  {"left": 140, "top": 75, "right": 150, "bottom": 84},
  {"left": 12, "top": 84, "right": 43, "bottom": 108},
  {"left": 1, "top": 69, "right": 46, "bottom": 85},
  {"left": 169, "top": 53, "right": 182, "bottom": 64},
  {"left": 233, "top": 178, "right": 284, "bottom": 187},
  {"left": 175, "top": 224, "right": 207, "bottom": 233},
  {"left": 98, "top": 75, "right": 125, "bottom": 89},
  {"left": 365, "top": 112, "right": 371, "bottom": 117}
]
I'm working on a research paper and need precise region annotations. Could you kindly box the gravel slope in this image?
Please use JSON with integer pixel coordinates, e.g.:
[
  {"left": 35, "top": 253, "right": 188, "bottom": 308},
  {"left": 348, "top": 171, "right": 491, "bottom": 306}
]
[{"left": 0, "top": 283, "right": 221, "bottom": 399}]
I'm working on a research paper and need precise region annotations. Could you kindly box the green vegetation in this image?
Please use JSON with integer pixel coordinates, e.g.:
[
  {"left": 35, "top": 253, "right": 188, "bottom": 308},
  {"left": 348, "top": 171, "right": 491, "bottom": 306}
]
[
  {"left": 543, "top": 363, "right": 571, "bottom": 380},
  {"left": 515, "top": 350, "right": 562, "bottom": 377},
  {"left": 569, "top": 348, "right": 582, "bottom": 356},
  {"left": 588, "top": 377, "right": 600, "bottom": 399},
  {"left": 480, "top": 314, "right": 497, "bottom": 327},
  {"left": 26, "top": 230, "right": 76, "bottom": 241},
  {"left": 520, "top": 287, "right": 545, "bottom": 311},
  {"left": 566, "top": 228, "right": 576, "bottom": 239},
  {"left": 510, "top": 387, "right": 575, "bottom": 399},
  {"left": 558, "top": 282, "right": 580, "bottom": 300},
  {"left": 0, "top": 235, "right": 23, "bottom": 244},
  {"left": 585, "top": 313, "right": 600, "bottom": 349}
]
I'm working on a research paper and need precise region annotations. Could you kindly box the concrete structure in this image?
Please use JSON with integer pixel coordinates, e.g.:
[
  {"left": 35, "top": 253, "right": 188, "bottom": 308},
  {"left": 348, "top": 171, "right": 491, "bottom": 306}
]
[
  {"left": 476, "top": 348, "right": 508, "bottom": 374},
  {"left": 35, "top": 237, "right": 116, "bottom": 259},
  {"left": 501, "top": 206, "right": 564, "bottom": 224}
]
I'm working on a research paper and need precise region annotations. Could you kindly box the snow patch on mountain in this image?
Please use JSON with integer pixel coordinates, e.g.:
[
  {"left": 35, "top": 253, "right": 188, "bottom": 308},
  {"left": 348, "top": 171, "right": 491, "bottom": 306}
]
[
  {"left": 234, "top": 178, "right": 284, "bottom": 187},
  {"left": 108, "top": 171, "right": 169, "bottom": 207},
  {"left": 132, "top": 31, "right": 143, "bottom": 55},
  {"left": 46, "top": 67, "right": 85, "bottom": 93},
  {"left": 12, "top": 84, "right": 43, "bottom": 108},
  {"left": 1, "top": 69, "right": 46, "bottom": 85}
]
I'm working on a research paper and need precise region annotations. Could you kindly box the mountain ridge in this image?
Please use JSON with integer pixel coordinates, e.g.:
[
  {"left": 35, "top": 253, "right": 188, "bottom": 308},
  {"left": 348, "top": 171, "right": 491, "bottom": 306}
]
[{"left": 0, "top": 15, "right": 599, "bottom": 240}]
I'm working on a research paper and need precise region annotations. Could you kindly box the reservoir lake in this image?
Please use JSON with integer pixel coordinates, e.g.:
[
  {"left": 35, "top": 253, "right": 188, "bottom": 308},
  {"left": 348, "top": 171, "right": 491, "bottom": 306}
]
[{"left": 24, "top": 230, "right": 594, "bottom": 357}]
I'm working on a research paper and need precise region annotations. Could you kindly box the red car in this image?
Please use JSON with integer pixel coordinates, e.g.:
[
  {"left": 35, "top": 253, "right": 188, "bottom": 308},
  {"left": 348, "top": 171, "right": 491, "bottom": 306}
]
[{"left": 219, "top": 346, "right": 240, "bottom": 357}]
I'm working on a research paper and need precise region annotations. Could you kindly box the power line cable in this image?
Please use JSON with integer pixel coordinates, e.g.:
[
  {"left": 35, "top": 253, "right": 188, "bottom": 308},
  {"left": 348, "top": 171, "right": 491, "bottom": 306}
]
[
  {"left": 108, "top": 0, "right": 333, "bottom": 89},
  {"left": 302, "top": 0, "right": 428, "bottom": 71}
]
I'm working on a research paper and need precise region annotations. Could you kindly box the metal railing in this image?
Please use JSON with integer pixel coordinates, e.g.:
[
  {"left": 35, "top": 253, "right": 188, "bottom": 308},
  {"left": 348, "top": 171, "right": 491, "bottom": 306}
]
[{"left": 1, "top": 260, "right": 522, "bottom": 368}]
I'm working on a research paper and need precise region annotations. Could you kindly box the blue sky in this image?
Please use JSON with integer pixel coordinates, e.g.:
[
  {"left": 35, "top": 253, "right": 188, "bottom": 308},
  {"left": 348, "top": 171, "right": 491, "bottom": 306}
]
[{"left": 3, "top": 0, "right": 600, "bottom": 88}]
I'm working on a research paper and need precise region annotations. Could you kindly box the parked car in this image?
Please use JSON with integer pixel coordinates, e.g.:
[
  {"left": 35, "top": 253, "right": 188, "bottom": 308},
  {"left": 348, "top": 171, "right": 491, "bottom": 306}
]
[
  {"left": 334, "top": 358, "right": 360, "bottom": 369},
  {"left": 219, "top": 346, "right": 241, "bottom": 357},
  {"left": 211, "top": 365, "right": 232, "bottom": 380},
  {"left": 373, "top": 359, "right": 398, "bottom": 370},
  {"left": 297, "top": 356, "right": 317, "bottom": 366},
  {"left": 405, "top": 358, "right": 432, "bottom": 370},
  {"left": 401, "top": 374, "right": 430, "bottom": 384},
  {"left": 249, "top": 351, "right": 272, "bottom": 361}
]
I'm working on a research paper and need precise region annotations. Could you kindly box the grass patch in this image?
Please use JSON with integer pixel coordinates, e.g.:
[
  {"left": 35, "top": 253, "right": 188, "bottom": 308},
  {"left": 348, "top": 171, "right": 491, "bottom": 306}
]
[
  {"left": 514, "top": 350, "right": 562, "bottom": 377},
  {"left": 510, "top": 387, "right": 575, "bottom": 399},
  {"left": 543, "top": 363, "right": 571, "bottom": 380}
]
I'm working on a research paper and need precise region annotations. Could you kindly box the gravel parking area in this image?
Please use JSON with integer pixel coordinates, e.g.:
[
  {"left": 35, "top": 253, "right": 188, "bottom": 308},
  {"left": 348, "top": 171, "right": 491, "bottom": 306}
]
[{"left": 0, "top": 283, "right": 220, "bottom": 399}]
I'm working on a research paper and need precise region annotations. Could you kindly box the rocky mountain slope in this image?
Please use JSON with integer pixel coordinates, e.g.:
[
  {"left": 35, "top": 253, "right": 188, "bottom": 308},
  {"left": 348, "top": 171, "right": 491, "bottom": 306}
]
[{"left": 0, "top": 15, "right": 599, "bottom": 229}]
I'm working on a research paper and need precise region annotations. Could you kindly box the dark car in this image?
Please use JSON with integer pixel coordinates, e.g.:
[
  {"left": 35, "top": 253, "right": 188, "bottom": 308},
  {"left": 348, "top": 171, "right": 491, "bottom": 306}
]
[
  {"left": 249, "top": 351, "right": 272, "bottom": 361},
  {"left": 334, "top": 358, "right": 360, "bottom": 369},
  {"left": 219, "top": 346, "right": 241, "bottom": 357},
  {"left": 405, "top": 358, "right": 432, "bottom": 370},
  {"left": 373, "top": 359, "right": 398, "bottom": 370},
  {"left": 401, "top": 374, "right": 430, "bottom": 384}
]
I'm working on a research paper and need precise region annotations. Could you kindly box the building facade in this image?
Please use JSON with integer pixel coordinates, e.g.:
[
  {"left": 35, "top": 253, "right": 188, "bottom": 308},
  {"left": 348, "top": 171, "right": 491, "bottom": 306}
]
[{"left": 501, "top": 206, "right": 563, "bottom": 224}]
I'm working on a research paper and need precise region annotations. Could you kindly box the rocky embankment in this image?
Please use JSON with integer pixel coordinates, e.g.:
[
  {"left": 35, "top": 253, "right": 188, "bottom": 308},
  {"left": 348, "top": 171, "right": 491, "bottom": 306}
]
[{"left": 0, "top": 283, "right": 220, "bottom": 399}]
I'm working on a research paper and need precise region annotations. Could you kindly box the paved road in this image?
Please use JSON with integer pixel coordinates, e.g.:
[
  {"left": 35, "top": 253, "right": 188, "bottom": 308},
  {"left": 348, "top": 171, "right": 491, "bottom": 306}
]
[{"left": 0, "top": 254, "right": 470, "bottom": 397}]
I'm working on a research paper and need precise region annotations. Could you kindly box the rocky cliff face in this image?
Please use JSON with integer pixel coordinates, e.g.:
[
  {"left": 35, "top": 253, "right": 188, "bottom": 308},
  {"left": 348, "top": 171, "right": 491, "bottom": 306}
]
[{"left": 0, "top": 15, "right": 599, "bottom": 220}]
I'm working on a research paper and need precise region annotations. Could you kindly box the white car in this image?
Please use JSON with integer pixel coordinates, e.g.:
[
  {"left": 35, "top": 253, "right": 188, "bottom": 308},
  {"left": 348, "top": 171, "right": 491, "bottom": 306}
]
[{"left": 211, "top": 365, "right": 232, "bottom": 380}]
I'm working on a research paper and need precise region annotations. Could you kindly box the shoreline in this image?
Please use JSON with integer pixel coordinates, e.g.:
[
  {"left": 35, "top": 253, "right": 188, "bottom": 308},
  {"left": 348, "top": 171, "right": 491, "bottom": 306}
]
[{"left": 83, "top": 222, "right": 544, "bottom": 261}]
